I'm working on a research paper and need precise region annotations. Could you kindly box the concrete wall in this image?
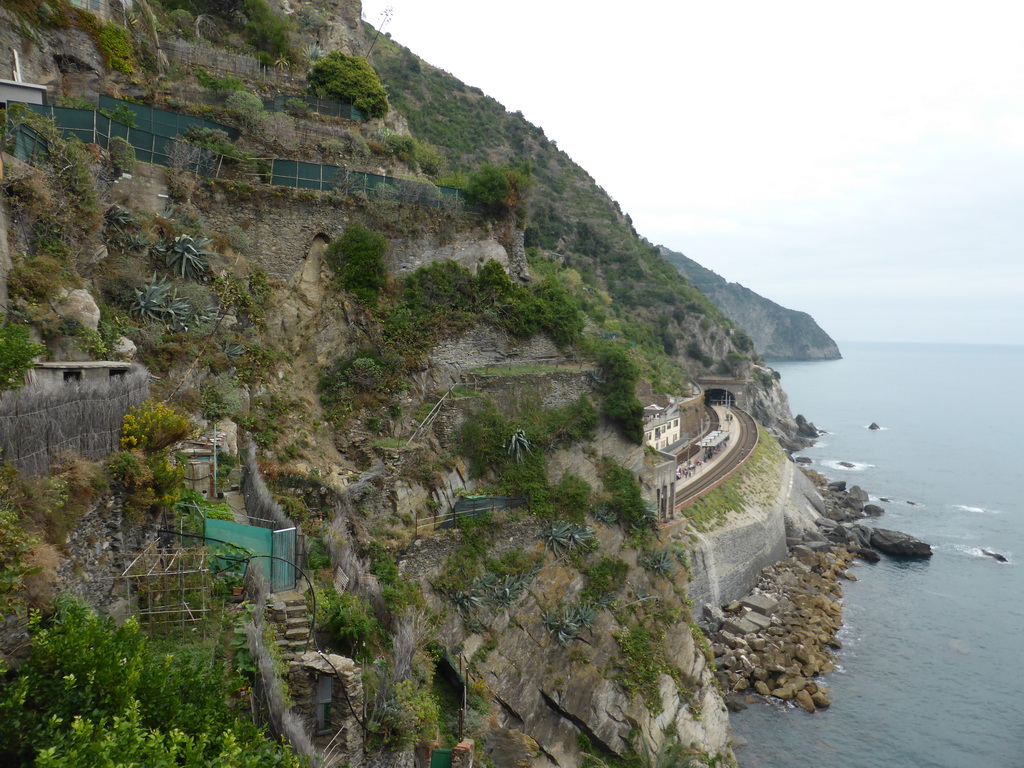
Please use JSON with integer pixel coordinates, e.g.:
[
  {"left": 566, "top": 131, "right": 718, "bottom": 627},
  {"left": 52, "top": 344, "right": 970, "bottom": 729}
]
[{"left": 681, "top": 456, "right": 821, "bottom": 629}]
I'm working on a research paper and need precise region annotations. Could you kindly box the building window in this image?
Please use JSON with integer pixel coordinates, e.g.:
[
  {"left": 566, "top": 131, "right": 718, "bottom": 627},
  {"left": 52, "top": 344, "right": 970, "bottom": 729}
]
[
  {"left": 63, "top": 370, "right": 82, "bottom": 383},
  {"left": 109, "top": 369, "right": 126, "bottom": 379}
]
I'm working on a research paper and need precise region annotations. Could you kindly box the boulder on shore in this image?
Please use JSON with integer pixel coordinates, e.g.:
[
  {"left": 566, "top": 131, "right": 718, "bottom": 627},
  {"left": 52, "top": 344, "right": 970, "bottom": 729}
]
[{"left": 869, "top": 528, "right": 933, "bottom": 558}]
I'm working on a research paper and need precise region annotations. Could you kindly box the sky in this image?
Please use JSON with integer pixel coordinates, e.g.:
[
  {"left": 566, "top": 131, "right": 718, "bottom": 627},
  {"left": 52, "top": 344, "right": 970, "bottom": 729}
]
[{"left": 359, "top": 0, "right": 1024, "bottom": 346}]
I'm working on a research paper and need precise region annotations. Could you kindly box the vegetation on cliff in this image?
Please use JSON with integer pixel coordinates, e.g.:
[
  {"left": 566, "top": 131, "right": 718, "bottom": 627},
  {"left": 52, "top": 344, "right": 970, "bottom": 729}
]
[{"left": 0, "top": 1, "right": 778, "bottom": 764}]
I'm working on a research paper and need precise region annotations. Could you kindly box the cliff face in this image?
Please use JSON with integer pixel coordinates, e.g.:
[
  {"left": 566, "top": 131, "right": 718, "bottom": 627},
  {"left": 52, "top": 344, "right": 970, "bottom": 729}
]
[
  {"left": 401, "top": 509, "right": 733, "bottom": 767},
  {"left": 659, "top": 247, "right": 841, "bottom": 361}
]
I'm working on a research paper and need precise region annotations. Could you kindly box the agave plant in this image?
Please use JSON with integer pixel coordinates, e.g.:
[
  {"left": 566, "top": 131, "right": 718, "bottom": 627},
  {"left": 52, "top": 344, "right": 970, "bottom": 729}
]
[
  {"left": 130, "top": 274, "right": 173, "bottom": 321},
  {"left": 506, "top": 428, "right": 533, "bottom": 464},
  {"left": 304, "top": 43, "right": 324, "bottom": 62},
  {"left": 639, "top": 550, "right": 675, "bottom": 578},
  {"left": 568, "top": 602, "right": 598, "bottom": 630},
  {"left": 540, "top": 521, "right": 573, "bottom": 552},
  {"left": 540, "top": 521, "right": 597, "bottom": 553},
  {"left": 451, "top": 589, "right": 483, "bottom": 614},
  {"left": 222, "top": 341, "right": 245, "bottom": 358},
  {"left": 592, "top": 502, "right": 617, "bottom": 525},
  {"left": 104, "top": 204, "right": 136, "bottom": 232},
  {"left": 543, "top": 610, "right": 580, "bottom": 646},
  {"left": 158, "top": 234, "right": 212, "bottom": 279},
  {"left": 486, "top": 573, "right": 532, "bottom": 607},
  {"left": 124, "top": 233, "right": 153, "bottom": 252}
]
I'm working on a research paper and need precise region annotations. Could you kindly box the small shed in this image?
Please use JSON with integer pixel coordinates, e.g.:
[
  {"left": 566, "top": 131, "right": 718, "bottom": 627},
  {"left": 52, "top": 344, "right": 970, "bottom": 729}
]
[
  {"left": 0, "top": 79, "right": 47, "bottom": 107},
  {"left": 287, "top": 651, "right": 364, "bottom": 762},
  {"left": 29, "top": 361, "right": 134, "bottom": 387}
]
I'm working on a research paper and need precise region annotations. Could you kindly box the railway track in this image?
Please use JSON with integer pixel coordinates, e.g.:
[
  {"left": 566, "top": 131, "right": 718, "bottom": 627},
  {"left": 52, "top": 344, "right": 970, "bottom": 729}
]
[{"left": 673, "top": 407, "right": 759, "bottom": 512}]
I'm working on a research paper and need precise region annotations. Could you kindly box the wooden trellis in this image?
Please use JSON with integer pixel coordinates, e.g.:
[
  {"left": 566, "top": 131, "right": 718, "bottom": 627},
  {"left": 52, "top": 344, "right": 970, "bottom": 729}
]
[{"left": 121, "top": 543, "right": 211, "bottom": 635}]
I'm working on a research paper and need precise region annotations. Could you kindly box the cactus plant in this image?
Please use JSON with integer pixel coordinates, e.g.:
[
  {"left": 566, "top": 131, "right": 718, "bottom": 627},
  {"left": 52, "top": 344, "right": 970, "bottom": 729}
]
[
  {"left": 506, "top": 428, "right": 533, "bottom": 464},
  {"left": 639, "top": 549, "right": 675, "bottom": 577},
  {"left": 130, "top": 274, "right": 173, "bottom": 321},
  {"left": 157, "top": 234, "right": 212, "bottom": 279},
  {"left": 540, "top": 521, "right": 596, "bottom": 553}
]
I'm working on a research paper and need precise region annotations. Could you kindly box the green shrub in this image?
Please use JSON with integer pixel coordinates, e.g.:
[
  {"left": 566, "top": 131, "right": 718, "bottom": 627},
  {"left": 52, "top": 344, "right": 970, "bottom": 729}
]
[
  {"left": 7, "top": 254, "right": 66, "bottom": 303},
  {"left": 196, "top": 69, "right": 245, "bottom": 92},
  {"left": 600, "top": 461, "right": 650, "bottom": 532},
  {"left": 0, "top": 323, "right": 44, "bottom": 391},
  {"left": 242, "top": 0, "right": 296, "bottom": 64},
  {"left": 464, "top": 162, "right": 533, "bottom": 223},
  {"left": 225, "top": 91, "right": 264, "bottom": 130},
  {"left": 96, "top": 24, "right": 134, "bottom": 75},
  {"left": 0, "top": 597, "right": 301, "bottom": 766},
  {"left": 326, "top": 223, "right": 388, "bottom": 305},
  {"left": 595, "top": 345, "right": 644, "bottom": 442},
  {"left": 108, "top": 136, "right": 136, "bottom": 174},
  {"left": 319, "top": 590, "right": 382, "bottom": 661},
  {"left": 307, "top": 51, "right": 389, "bottom": 118},
  {"left": 0, "top": 493, "right": 40, "bottom": 615}
]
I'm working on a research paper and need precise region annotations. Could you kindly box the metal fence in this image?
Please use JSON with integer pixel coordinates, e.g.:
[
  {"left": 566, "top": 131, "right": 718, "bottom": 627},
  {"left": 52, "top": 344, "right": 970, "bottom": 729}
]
[
  {"left": 263, "top": 93, "right": 365, "bottom": 122},
  {"left": 7, "top": 103, "right": 217, "bottom": 174},
  {"left": 98, "top": 94, "right": 239, "bottom": 140},
  {"left": 7, "top": 103, "right": 467, "bottom": 209},
  {"left": 163, "top": 39, "right": 306, "bottom": 89},
  {"left": 415, "top": 495, "right": 527, "bottom": 534},
  {"left": 269, "top": 159, "right": 465, "bottom": 208}
]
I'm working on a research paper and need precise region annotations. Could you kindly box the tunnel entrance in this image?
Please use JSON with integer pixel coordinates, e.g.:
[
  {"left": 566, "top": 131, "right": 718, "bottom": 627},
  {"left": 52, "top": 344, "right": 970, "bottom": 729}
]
[{"left": 705, "top": 388, "right": 735, "bottom": 407}]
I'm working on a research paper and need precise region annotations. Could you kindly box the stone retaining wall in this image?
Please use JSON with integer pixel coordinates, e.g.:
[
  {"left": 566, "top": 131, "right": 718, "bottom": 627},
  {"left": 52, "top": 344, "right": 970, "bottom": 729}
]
[
  {"left": 194, "top": 187, "right": 495, "bottom": 282},
  {"left": 683, "top": 457, "right": 822, "bottom": 630}
]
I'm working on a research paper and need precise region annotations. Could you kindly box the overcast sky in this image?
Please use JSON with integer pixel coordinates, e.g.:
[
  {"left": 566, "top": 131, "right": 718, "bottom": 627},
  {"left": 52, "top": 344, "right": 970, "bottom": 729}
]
[{"left": 360, "top": 0, "right": 1024, "bottom": 346}]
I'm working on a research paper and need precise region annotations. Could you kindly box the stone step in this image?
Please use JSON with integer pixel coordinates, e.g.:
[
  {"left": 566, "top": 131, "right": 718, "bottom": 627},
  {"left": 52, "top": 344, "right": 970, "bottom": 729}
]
[
  {"left": 285, "top": 605, "right": 307, "bottom": 618},
  {"left": 284, "top": 627, "right": 307, "bottom": 640},
  {"left": 285, "top": 616, "right": 308, "bottom": 628}
]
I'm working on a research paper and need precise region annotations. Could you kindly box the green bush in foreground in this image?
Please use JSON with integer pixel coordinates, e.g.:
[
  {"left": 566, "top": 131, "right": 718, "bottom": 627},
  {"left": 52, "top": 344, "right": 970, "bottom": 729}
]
[{"left": 0, "top": 597, "right": 301, "bottom": 767}]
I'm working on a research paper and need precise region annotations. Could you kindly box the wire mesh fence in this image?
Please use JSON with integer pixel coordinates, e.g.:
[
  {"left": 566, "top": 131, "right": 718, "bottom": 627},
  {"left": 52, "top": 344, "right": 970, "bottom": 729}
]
[{"left": 163, "top": 39, "right": 306, "bottom": 89}]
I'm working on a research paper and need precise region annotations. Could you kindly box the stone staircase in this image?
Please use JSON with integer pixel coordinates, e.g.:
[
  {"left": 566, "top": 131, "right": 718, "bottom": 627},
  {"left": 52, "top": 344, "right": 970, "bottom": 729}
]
[{"left": 269, "top": 590, "right": 310, "bottom": 661}]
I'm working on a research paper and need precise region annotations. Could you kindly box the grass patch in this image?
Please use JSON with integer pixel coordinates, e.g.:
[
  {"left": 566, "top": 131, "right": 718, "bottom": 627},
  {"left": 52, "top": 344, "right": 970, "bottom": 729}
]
[{"left": 685, "top": 426, "right": 783, "bottom": 531}]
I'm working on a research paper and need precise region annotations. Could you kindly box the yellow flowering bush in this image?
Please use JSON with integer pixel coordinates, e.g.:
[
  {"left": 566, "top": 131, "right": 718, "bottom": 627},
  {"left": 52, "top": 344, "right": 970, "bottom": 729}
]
[{"left": 121, "top": 401, "right": 192, "bottom": 453}]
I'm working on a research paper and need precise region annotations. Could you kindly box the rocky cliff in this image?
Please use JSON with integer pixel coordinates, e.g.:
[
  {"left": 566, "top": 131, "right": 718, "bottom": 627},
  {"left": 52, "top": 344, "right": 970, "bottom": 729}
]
[{"left": 659, "top": 246, "right": 841, "bottom": 361}]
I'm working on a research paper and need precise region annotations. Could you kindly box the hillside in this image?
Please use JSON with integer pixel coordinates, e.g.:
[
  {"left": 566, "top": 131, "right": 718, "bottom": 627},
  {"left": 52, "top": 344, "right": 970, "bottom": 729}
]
[
  {"left": 660, "top": 246, "right": 842, "bottom": 361},
  {"left": 0, "top": 0, "right": 822, "bottom": 766}
]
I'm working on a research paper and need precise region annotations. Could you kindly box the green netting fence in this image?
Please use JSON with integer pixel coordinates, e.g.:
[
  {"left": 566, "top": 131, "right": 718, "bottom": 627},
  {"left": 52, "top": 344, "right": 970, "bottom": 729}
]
[
  {"left": 417, "top": 495, "right": 528, "bottom": 533},
  {"left": 269, "top": 158, "right": 465, "bottom": 209},
  {"left": 204, "top": 517, "right": 297, "bottom": 591},
  {"left": 98, "top": 95, "right": 240, "bottom": 140},
  {"left": 263, "top": 93, "right": 365, "bottom": 122},
  {"left": 6, "top": 103, "right": 216, "bottom": 174},
  {"left": 6, "top": 102, "right": 466, "bottom": 209}
]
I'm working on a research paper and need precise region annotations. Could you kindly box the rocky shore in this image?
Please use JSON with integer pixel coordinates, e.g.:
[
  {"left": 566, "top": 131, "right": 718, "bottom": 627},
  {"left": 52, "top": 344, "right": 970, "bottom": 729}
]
[
  {"left": 713, "top": 543, "right": 854, "bottom": 713},
  {"left": 709, "top": 465, "right": 933, "bottom": 713}
]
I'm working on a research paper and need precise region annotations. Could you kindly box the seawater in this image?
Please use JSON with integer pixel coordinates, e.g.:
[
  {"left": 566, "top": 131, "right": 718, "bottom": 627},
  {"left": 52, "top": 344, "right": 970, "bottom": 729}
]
[{"left": 731, "top": 341, "right": 1024, "bottom": 768}]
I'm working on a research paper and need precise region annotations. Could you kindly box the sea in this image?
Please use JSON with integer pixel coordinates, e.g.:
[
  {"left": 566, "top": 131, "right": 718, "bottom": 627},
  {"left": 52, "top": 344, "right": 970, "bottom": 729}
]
[{"left": 730, "top": 340, "right": 1024, "bottom": 768}]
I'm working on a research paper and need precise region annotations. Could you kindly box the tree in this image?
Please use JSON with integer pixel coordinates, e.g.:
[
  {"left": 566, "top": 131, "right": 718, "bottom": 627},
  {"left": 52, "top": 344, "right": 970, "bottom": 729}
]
[
  {"left": 596, "top": 345, "right": 644, "bottom": 443},
  {"left": 464, "top": 162, "right": 534, "bottom": 224},
  {"left": 307, "top": 52, "right": 389, "bottom": 118},
  {"left": 0, "top": 323, "right": 43, "bottom": 391},
  {"left": 326, "top": 224, "right": 389, "bottom": 305}
]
